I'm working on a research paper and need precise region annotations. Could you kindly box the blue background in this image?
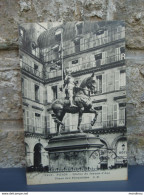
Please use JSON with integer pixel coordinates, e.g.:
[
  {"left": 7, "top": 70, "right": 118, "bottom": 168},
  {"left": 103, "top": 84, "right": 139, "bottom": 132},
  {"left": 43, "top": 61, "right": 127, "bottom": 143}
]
[{"left": 0, "top": 166, "right": 143, "bottom": 191}]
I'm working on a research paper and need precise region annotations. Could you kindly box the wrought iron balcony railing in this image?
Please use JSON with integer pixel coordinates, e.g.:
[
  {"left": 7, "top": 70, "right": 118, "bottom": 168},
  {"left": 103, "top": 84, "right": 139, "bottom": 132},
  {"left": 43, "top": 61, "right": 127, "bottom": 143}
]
[
  {"left": 45, "top": 53, "right": 124, "bottom": 79},
  {"left": 24, "top": 125, "right": 45, "bottom": 134},
  {"left": 66, "top": 54, "right": 125, "bottom": 73},
  {"left": 46, "top": 119, "right": 126, "bottom": 135},
  {"left": 45, "top": 69, "right": 62, "bottom": 80},
  {"left": 21, "top": 62, "right": 43, "bottom": 79}
]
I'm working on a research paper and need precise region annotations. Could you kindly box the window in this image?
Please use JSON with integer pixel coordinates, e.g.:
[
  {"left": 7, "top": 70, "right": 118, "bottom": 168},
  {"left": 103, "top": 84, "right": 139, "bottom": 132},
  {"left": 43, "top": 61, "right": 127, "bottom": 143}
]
[
  {"left": 55, "top": 30, "right": 62, "bottom": 42},
  {"left": 101, "top": 51, "right": 108, "bottom": 65},
  {"left": 119, "top": 103, "right": 126, "bottom": 126},
  {"left": 120, "top": 47, "right": 125, "bottom": 60},
  {"left": 21, "top": 78, "right": 24, "bottom": 96},
  {"left": 94, "top": 106, "right": 102, "bottom": 128},
  {"left": 52, "top": 86, "right": 57, "bottom": 100},
  {"left": 34, "top": 64, "right": 38, "bottom": 72},
  {"left": 102, "top": 73, "right": 107, "bottom": 93},
  {"left": 96, "top": 75, "right": 102, "bottom": 94},
  {"left": 120, "top": 70, "right": 126, "bottom": 89},
  {"left": 115, "top": 71, "right": 120, "bottom": 91},
  {"left": 35, "top": 113, "right": 41, "bottom": 133},
  {"left": 35, "top": 85, "right": 40, "bottom": 101},
  {"left": 25, "top": 110, "right": 30, "bottom": 131},
  {"left": 24, "top": 78, "right": 28, "bottom": 98},
  {"left": 72, "top": 59, "right": 78, "bottom": 64},
  {"left": 107, "top": 105, "right": 114, "bottom": 127},
  {"left": 75, "top": 22, "right": 83, "bottom": 35},
  {"left": 74, "top": 40, "right": 80, "bottom": 53},
  {"left": 107, "top": 72, "right": 114, "bottom": 92},
  {"left": 95, "top": 53, "right": 102, "bottom": 67},
  {"left": 102, "top": 104, "right": 119, "bottom": 128},
  {"left": 34, "top": 64, "right": 39, "bottom": 76},
  {"left": 96, "top": 29, "right": 104, "bottom": 35}
]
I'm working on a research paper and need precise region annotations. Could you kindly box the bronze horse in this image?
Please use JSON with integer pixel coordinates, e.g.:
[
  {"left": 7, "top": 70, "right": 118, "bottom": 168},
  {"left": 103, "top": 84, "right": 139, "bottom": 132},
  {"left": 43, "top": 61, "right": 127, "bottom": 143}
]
[{"left": 51, "top": 72, "right": 98, "bottom": 135}]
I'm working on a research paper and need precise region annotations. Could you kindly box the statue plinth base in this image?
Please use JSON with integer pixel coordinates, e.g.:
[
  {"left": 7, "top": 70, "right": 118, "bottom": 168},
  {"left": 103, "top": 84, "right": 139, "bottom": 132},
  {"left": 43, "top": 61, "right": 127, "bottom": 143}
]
[{"left": 45, "top": 133, "right": 104, "bottom": 171}]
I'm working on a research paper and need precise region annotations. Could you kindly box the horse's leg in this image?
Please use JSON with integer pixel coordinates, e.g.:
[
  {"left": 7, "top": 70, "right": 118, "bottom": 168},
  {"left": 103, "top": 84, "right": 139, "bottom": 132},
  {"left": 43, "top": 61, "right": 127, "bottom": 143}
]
[
  {"left": 89, "top": 107, "right": 98, "bottom": 126},
  {"left": 77, "top": 108, "right": 84, "bottom": 132},
  {"left": 52, "top": 111, "right": 65, "bottom": 135},
  {"left": 52, "top": 115, "right": 63, "bottom": 135}
]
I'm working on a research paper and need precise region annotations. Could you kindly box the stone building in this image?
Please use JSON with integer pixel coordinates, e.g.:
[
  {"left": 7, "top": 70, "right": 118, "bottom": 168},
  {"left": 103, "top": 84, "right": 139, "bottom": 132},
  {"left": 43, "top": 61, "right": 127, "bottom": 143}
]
[{"left": 19, "top": 21, "right": 127, "bottom": 171}]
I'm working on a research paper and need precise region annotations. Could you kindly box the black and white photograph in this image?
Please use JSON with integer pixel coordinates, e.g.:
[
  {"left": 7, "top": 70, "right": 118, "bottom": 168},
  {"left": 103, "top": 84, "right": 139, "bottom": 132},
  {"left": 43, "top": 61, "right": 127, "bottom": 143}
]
[{"left": 19, "top": 21, "right": 127, "bottom": 185}]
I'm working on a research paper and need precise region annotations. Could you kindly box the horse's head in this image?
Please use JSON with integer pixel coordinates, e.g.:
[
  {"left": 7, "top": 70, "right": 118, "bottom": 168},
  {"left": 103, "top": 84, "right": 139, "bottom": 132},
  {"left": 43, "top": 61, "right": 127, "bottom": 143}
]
[{"left": 86, "top": 72, "right": 97, "bottom": 94}]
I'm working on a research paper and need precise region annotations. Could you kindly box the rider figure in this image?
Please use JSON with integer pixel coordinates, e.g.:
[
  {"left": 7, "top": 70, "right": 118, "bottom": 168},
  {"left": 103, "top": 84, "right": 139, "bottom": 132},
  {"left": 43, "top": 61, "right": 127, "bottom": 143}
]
[{"left": 64, "top": 70, "right": 77, "bottom": 107}]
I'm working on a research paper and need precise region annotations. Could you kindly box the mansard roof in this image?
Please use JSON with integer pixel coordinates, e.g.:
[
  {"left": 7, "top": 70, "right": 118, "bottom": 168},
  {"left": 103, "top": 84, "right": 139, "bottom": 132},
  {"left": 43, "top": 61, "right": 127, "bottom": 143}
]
[{"left": 37, "top": 21, "right": 124, "bottom": 49}]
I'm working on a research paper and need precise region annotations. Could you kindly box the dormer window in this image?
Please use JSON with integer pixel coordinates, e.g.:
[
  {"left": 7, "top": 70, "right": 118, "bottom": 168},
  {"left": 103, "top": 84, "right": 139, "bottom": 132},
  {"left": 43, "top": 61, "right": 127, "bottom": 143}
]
[
  {"left": 72, "top": 59, "right": 78, "bottom": 64},
  {"left": 75, "top": 22, "right": 83, "bottom": 35},
  {"left": 96, "top": 29, "right": 104, "bottom": 35},
  {"left": 19, "top": 29, "right": 24, "bottom": 38},
  {"left": 55, "top": 30, "right": 62, "bottom": 42}
]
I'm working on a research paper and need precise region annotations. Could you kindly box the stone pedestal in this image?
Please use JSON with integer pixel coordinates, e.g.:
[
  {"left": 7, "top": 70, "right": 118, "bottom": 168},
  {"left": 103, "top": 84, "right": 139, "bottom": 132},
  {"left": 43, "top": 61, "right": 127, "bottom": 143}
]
[{"left": 45, "top": 133, "right": 104, "bottom": 171}]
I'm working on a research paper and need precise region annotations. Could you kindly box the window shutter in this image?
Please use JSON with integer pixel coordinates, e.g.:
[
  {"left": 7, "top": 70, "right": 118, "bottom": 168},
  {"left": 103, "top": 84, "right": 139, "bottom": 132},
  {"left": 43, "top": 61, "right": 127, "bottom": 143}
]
[
  {"left": 107, "top": 72, "right": 114, "bottom": 92},
  {"left": 91, "top": 54, "right": 95, "bottom": 67},
  {"left": 31, "top": 82, "right": 35, "bottom": 100},
  {"left": 102, "top": 74, "right": 107, "bottom": 93},
  {"left": 24, "top": 79, "right": 28, "bottom": 98},
  {"left": 29, "top": 111, "right": 32, "bottom": 132},
  {"left": 40, "top": 86, "right": 43, "bottom": 103},
  {"left": 102, "top": 105, "right": 107, "bottom": 128},
  {"left": 31, "top": 61, "right": 34, "bottom": 69},
  {"left": 26, "top": 110, "right": 29, "bottom": 131},
  {"left": 113, "top": 104, "right": 118, "bottom": 127},
  {"left": 122, "top": 26, "right": 125, "bottom": 39},
  {"left": 111, "top": 71, "right": 115, "bottom": 91},
  {"left": 115, "top": 48, "right": 120, "bottom": 61},
  {"left": 72, "top": 42, "right": 75, "bottom": 53},
  {"left": 80, "top": 38, "right": 84, "bottom": 51},
  {"left": 28, "top": 80, "right": 31, "bottom": 99},
  {"left": 101, "top": 51, "right": 107, "bottom": 65},
  {"left": 115, "top": 71, "right": 120, "bottom": 90},
  {"left": 89, "top": 37, "right": 93, "bottom": 48},
  {"left": 47, "top": 85, "right": 53, "bottom": 103},
  {"left": 41, "top": 114, "right": 45, "bottom": 134},
  {"left": 103, "top": 30, "right": 108, "bottom": 44},
  {"left": 31, "top": 112, "right": 35, "bottom": 132}
]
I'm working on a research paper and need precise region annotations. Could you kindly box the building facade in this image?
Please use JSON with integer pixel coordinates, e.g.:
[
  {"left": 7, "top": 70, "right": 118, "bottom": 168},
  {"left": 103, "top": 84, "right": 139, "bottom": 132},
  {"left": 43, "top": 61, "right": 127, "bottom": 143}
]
[{"left": 19, "top": 21, "right": 127, "bottom": 171}]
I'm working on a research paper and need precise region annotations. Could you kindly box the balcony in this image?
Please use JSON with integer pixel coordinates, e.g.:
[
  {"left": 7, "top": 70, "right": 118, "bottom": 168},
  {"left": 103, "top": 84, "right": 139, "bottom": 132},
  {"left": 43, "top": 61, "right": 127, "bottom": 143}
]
[
  {"left": 64, "top": 119, "right": 126, "bottom": 132},
  {"left": 45, "top": 119, "right": 126, "bottom": 136},
  {"left": 44, "top": 53, "right": 124, "bottom": 80},
  {"left": 24, "top": 125, "right": 45, "bottom": 135},
  {"left": 21, "top": 62, "right": 43, "bottom": 79},
  {"left": 45, "top": 69, "right": 62, "bottom": 79},
  {"left": 66, "top": 54, "right": 125, "bottom": 73}
]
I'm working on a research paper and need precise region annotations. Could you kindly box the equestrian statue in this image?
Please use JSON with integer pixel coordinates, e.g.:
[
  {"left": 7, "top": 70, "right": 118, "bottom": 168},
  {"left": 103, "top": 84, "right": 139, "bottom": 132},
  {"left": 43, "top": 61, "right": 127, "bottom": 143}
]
[{"left": 51, "top": 70, "right": 98, "bottom": 135}]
